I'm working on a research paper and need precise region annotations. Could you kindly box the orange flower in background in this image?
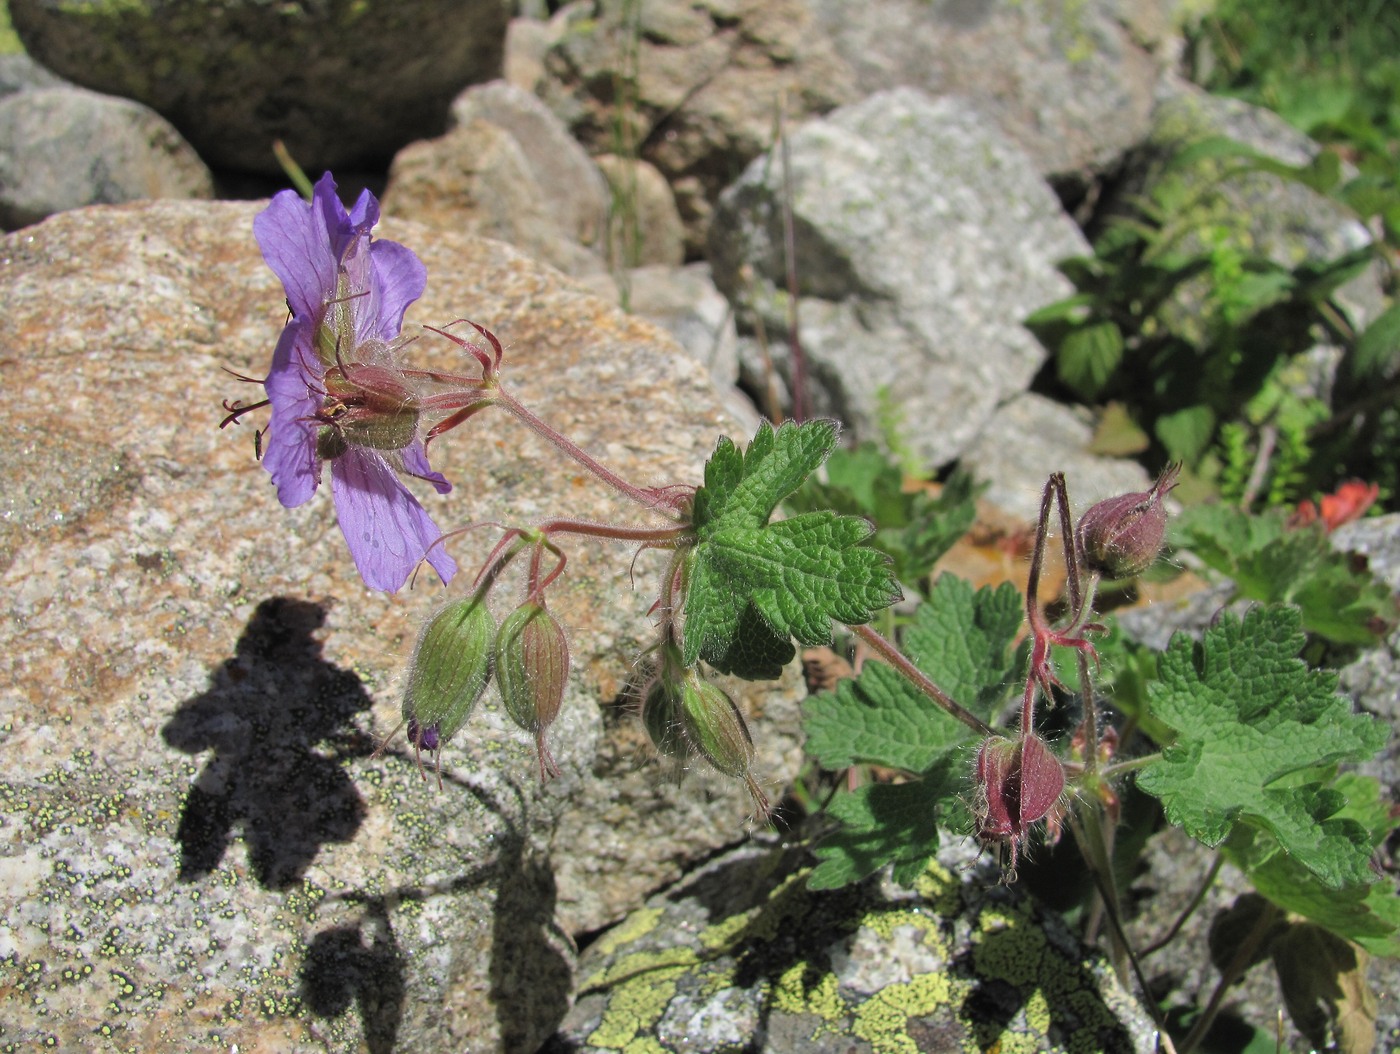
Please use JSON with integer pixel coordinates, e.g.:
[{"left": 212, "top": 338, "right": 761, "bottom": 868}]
[{"left": 1289, "top": 481, "right": 1380, "bottom": 533}]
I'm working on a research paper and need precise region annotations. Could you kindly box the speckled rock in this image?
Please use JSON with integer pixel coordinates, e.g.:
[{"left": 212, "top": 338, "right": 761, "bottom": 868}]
[
  {"left": 709, "top": 87, "right": 1089, "bottom": 467},
  {"left": 0, "top": 200, "right": 804, "bottom": 1049},
  {"left": 8, "top": 0, "right": 509, "bottom": 173},
  {"left": 958, "top": 393, "right": 1151, "bottom": 525},
  {"left": 450, "top": 79, "right": 610, "bottom": 254},
  {"left": 0, "top": 84, "right": 212, "bottom": 229},
  {"left": 549, "top": 839, "right": 1158, "bottom": 1053},
  {"left": 804, "top": 0, "right": 1170, "bottom": 188},
  {"left": 382, "top": 117, "right": 607, "bottom": 279},
  {"left": 536, "top": 0, "right": 859, "bottom": 252}
]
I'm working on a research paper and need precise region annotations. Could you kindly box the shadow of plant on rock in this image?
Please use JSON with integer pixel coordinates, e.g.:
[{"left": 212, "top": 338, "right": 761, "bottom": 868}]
[
  {"left": 162, "top": 596, "right": 374, "bottom": 889},
  {"left": 300, "top": 898, "right": 405, "bottom": 1054}
]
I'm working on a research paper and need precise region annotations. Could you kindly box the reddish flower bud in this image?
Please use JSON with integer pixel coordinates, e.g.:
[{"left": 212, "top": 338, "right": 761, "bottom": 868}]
[
  {"left": 1075, "top": 463, "right": 1181, "bottom": 579},
  {"left": 974, "top": 732, "right": 1066, "bottom": 873},
  {"left": 495, "top": 600, "right": 570, "bottom": 781},
  {"left": 401, "top": 594, "right": 495, "bottom": 777}
]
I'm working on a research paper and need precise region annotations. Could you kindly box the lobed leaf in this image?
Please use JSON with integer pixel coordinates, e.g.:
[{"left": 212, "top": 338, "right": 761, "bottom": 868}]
[{"left": 1136, "top": 606, "right": 1389, "bottom": 888}]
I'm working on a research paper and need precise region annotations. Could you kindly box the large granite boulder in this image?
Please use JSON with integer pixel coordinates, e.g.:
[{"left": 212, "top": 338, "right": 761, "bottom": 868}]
[
  {"left": 8, "top": 0, "right": 511, "bottom": 173},
  {"left": 0, "top": 84, "right": 212, "bottom": 229},
  {"left": 804, "top": 0, "right": 1174, "bottom": 189},
  {"left": 709, "top": 87, "right": 1090, "bottom": 468},
  {"left": 0, "top": 199, "right": 804, "bottom": 1050}
]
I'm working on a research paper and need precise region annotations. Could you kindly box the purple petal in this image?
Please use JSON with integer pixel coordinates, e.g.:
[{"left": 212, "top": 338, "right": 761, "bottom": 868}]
[
  {"left": 330, "top": 451, "right": 457, "bottom": 592},
  {"left": 369, "top": 239, "right": 427, "bottom": 339},
  {"left": 254, "top": 188, "right": 335, "bottom": 322},
  {"left": 312, "top": 173, "right": 363, "bottom": 263},
  {"left": 262, "top": 322, "right": 322, "bottom": 507},
  {"left": 347, "top": 186, "right": 380, "bottom": 231},
  {"left": 401, "top": 439, "right": 452, "bottom": 495}
]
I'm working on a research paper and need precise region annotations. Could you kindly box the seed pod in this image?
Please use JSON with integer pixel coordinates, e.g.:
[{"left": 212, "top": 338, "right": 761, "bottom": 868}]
[
  {"left": 973, "top": 732, "right": 1066, "bottom": 873},
  {"left": 494, "top": 600, "right": 570, "bottom": 780},
  {"left": 641, "top": 673, "right": 691, "bottom": 761},
  {"left": 1075, "top": 463, "right": 1181, "bottom": 579},
  {"left": 679, "top": 676, "right": 755, "bottom": 780},
  {"left": 402, "top": 593, "right": 495, "bottom": 753}
]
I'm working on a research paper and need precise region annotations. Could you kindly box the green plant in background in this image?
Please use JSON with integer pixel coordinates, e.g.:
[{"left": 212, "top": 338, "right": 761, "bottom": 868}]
[
  {"left": 1194, "top": 0, "right": 1400, "bottom": 245},
  {"left": 798, "top": 446, "right": 1398, "bottom": 1054},
  {"left": 784, "top": 442, "right": 982, "bottom": 600},
  {"left": 1025, "top": 134, "right": 1399, "bottom": 510}
]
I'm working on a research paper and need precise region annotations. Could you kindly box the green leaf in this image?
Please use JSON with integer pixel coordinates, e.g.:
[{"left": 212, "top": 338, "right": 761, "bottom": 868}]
[
  {"left": 1136, "top": 606, "right": 1389, "bottom": 888},
  {"left": 802, "top": 576, "right": 1024, "bottom": 889},
  {"left": 1341, "top": 299, "right": 1400, "bottom": 393},
  {"left": 1171, "top": 505, "right": 1396, "bottom": 646},
  {"left": 683, "top": 420, "right": 901, "bottom": 668},
  {"left": 1224, "top": 773, "right": 1400, "bottom": 956},
  {"left": 1155, "top": 403, "right": 1217, "bottom": 465},
  {"left": 803, "top": 575, "right": 1022, "bottom": 773},
  {"left": 1056, "top": 320, "right": 1124, "bottom": 399},
  {"left": 806, "top": 750, "right": 970, "bottom": 890}
]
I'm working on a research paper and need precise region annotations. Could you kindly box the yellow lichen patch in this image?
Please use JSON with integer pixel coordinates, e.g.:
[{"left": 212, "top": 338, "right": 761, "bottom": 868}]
[
  {"left": 699, "top": 869, "right": 812, "bottom": 952},
  {"left": 584, "top": 961, "right": 690, "bottom": 1049},
  {"left": 769, "top": 962, "right": 846, "bottom": 1023},
  {"left": 913, "top": 859, "right": 964, "bottom": 918},
  {"left": 971, "top": 907, "right": 1049, "bottom": 990},
  {"left": 592, "top": 907, "right": 665, "bottom": 960},
  {"left": 852, "top": 970, "right": 968, "bottom": 1054}
]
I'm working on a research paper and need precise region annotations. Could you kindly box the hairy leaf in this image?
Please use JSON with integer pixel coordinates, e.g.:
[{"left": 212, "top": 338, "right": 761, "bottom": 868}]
[{"left": 1136, "top": 606, "right": 1389, "bottom": 888}]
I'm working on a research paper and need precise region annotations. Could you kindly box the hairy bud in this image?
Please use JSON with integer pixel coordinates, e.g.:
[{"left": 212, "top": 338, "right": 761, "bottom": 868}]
[
  {"left": 974, "top": 732, "right": 1066, "bottom": 873},
  {"left": 401, "top": 594, "right": 495, "bottom": 775},
  {"left": 679, "top": 674, "right": 769, "bottom": 817},
  {"left": 1075, "top": 463, "right": 1181, "bottom": 579},
  {"left": 641, "top": 672, "right": 692, "bottom": 761},
  {"left": 495, "top": 600, "right": 570, "bottom": 780}
]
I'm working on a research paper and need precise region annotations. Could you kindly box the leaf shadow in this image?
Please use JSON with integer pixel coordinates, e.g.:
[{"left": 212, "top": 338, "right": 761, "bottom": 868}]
[{"left": 161, "top": 595, "right": 373, "bottom": 890}]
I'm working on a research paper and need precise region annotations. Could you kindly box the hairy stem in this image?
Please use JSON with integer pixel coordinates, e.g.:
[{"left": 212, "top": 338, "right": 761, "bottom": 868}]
[{"left": 850, "top": 623, "right": 995, "bottom": 738}]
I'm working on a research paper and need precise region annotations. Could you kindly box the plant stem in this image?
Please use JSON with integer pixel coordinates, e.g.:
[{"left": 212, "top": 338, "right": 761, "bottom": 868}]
[
  {"left": 1177, "top": 898, "right": 1281, "bottom": 1054},
  {"left": 494, "top": 386, "right": 682, "bottom": 513},
  {"left": 1141, "top": 854, "right": 1224, "bottom": 958},
  {"left": 537, "top": 517, "right": 691, "bottom": 546},
  {"left": 849, "top": 623, "right": 994, "bottom": 737}
]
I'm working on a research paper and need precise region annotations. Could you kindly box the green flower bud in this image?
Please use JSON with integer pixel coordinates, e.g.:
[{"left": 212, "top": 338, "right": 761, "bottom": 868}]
[
  {"left": 402, "top": 594, "right": 495, "bottom": 757},
  {"left": 679, "top": 675, "right": 755, "bottom": 780},
  {"left": 641, "top": 673, "right": 692, "bottom": 761},
  {"left": 495, "top": 599, "right": 570, "bottom": 780}
]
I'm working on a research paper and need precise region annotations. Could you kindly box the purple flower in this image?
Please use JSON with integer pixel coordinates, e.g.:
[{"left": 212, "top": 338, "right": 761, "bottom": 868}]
[{"left": 253, "top": 173, "right": 456, "bottom": 592}]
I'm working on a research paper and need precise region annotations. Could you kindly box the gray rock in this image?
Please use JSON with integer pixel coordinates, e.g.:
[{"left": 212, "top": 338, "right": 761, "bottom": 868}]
[
  {"left": 382, "top": 117, "right": 607, "bottom": 279},
  {"left": 0, "top": 84, "right": 212, "bottom": 229},
  {"left": 1114, "top": 76, "right": 1385, "bottom": 336},
  {"left": 553, "top": 839, "right": 1158, "bottom": 1053},
  {"left": 595, "top": 153, "right": 686, "bottom": 269},
  {"left": 537, "top": 0, "right": 859, "bottom": 251},
  {"left": 0, "top": 200, "right": 803, "bottom": 1049},
  {"left": 709, "top": 88, "right": 1090, "bottom": 467},
  {"left": 624, "top": 262, "right": 740, "bottom": 388},
  {"left": 8, "top": 0, "right": 509, "bottom": 173},
  {"left": 0, "top": 50, "right": 65, "bottom": 97},
  {"left": 805, "top": 0, "right": 1171, "bottom": 186},
  {"left": 958, "top": 393, "right": 1152, "bottom": 525},
  {"left": 451, "top": 79, "right": 610, "bottom": 252}
]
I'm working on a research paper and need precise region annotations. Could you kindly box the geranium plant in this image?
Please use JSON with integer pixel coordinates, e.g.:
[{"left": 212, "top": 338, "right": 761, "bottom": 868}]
[{"left": 222, "top": 174, "right": 1397, "bottom": 1053}]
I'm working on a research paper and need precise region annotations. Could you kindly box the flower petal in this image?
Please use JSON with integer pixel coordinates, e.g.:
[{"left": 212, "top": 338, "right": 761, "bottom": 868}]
[
  {"left": 262, "top": 322, "right": 322, "bottom": 507},
  {"left": 400, "top": 438, "right": 452, "bottom": 495},
  {"left": 369, "top": 239, "right": 428, "bottom": 339},
  {"left": 253, "top": 187, "right": 335, "bottom": 322},
  {"left": 330, "top": 450, "right": 457, "bottom": 592}
]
